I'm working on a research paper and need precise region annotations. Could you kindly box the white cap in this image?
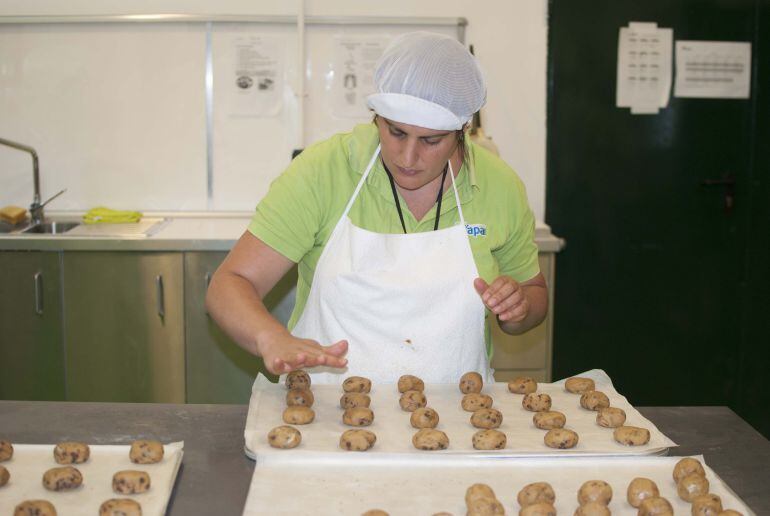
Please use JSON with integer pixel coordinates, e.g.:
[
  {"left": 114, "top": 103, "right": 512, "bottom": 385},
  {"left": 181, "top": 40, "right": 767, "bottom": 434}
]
[{"left": 366, "top": 32, "right": 487, "bottom": 130}]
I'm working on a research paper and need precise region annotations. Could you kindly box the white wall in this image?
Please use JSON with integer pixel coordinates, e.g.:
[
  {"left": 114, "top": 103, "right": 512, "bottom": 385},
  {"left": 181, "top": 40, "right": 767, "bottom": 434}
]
[{"left": 0, "top": 1, "right": 548, "bottom": 219}]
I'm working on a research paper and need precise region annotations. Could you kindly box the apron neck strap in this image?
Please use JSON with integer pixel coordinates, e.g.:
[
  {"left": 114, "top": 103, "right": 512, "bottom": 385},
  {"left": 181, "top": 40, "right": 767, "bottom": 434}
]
[{"left": 342, "top": 144, "right": 467, "bottom": 229}]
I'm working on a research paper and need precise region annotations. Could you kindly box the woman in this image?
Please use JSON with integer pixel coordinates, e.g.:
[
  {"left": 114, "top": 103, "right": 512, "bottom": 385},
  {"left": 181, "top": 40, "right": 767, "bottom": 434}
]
[{"left": 206, "top": 32, "right": 547, "bottom": 384}]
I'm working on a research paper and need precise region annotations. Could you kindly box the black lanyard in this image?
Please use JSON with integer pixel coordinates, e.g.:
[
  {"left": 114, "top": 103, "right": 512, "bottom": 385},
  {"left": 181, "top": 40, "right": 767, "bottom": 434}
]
[{"left": 383, "top": 161, "right": 449, "bottom": 234}]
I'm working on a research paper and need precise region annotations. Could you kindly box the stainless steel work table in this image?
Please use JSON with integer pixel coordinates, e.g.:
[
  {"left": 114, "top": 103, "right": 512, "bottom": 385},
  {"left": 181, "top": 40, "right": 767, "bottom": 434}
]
[{"left": 1, "top": 402, "right": 767, "bottom": 515}]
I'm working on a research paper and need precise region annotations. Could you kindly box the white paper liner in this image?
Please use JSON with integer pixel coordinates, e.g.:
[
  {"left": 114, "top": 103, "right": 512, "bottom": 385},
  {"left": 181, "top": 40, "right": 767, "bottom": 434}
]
[
  {"left": 244, "top": 370, "right": 676, "bottom": 461},
  {"left": 0, "top": 441, "right": 183, "bottom": 516},
  {"left": 243, "top": 454, "right": 754, "bottom": 516}
]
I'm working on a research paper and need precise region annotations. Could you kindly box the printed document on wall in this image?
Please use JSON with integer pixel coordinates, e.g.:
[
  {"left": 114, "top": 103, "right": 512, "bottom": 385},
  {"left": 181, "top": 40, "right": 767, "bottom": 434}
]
[
  {"left": 616, "top": 22, "right": 673, "bottom": 114},
  {"left": 329, "top": 36, "right": 388, "bottom": 118},
  {"left": 674, "top": 41, "right": 751, "bottom": 99},
  {"left": 227, "top": 36, "right": 284, "bottom": 117}
]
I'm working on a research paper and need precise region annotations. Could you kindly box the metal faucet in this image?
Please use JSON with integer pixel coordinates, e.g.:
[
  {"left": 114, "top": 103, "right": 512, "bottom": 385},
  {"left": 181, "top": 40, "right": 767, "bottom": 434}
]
[{"left": 0, "top": 137, "right": 66, "bottom": 225}]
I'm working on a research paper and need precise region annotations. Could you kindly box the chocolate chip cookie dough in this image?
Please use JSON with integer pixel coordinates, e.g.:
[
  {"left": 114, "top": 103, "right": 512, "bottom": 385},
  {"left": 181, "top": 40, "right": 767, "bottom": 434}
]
[
  {"left": 267, "top": 425, "right": 301, "bottom": 449},
  {"left": 397, "top": 374, "right": 424, "bottom": 393},
  {"left": 472, "top": 429, "right": 506, "bottom": 450},
  {"left": 42, "top": 466, "right": 83, "bottom": 491},
  {"left": 343, "top": 376, "right": 371, "bottom": 393},
  {"left": 129, "top": 440, "right": 164, "bottom": 464},
  {"left": 340, "top": 429, "right": 376, "bottom": 451},
  {"left": 410, "top": 407, "right": 439, "bottom": 429},
  {"left": 522, "top": 393, "right": 552, "bottom": 412},
  {"left": 613, "top": 426, "right": 650, "bottom": 446},
  {"left": 53, "top": 442, "right": 90, "bottom": 465},
  {"left": 517, "top": 481, "right": 555, "bottom": 507},
  {"left": 399, "top": 390, "right": 427, "bottom": 411},
  {"left": 565, "top": 377, "right": 595, "bottom": 394},
  {"left": 508, "top": 376, "right": 537, "bottom": 394},
  {"left": 343, "top": 407, "right": 374, "bottom": 426},
  {"left": 285, "top": 370, "right": 311, "bottom": 390},
  {"left": 461, "top": 393, "right": 494, "bottom": 412},
  {"left": 282, "top": 406, "right": 315, "bottom": 425},
  {"left": 99, "top": 499, "right": 142, "bottom": 516},
  {"left": 459, "top": 372, "right": 483, "bottom": 394},
  {"left": 112, "top": 470, "right": 151, "bottom": 495},
  {"left": 412, "top": 429, "right": 449, "bottom": 450},
  {"left": 0, "top": 440, "right": 13, "bottom": 462},
  {"left": 533, "top": 411, "right": 566, "bottom": 430},
  {"left": 340, "top": 392, "right": 371, "bottom": 409},
  {"left": 544, "top": 428, "right": 579, "bottom": 449},
  {"left": 14, "top": 500, "right": 57, "bottom": 516},
  {"left": 470, "top": 408, "right": 503, "bottom": 429},
  {"left": 286, "top": 388, "right": 314, "bottom": 407}
]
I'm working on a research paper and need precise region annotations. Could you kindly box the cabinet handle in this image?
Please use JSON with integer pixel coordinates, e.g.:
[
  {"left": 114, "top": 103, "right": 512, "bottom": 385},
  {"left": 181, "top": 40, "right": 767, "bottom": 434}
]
[
  {"left": 155, "top": 275, "right": 165, "bottom": 319},
  {"left": 33, "top": 271, "right": 43, "bottom": 315}
]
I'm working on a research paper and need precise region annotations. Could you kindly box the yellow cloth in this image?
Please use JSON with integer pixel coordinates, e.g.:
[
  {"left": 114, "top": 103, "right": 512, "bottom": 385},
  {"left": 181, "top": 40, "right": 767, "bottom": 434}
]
[{"left": 83, "top": 207, "right": 142, "bottom": 224}]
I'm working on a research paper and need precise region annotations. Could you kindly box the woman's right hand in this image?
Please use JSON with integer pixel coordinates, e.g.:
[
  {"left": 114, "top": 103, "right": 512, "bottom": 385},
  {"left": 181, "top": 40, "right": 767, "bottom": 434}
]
[{"left": 256, "top": 329, "right": 348, "bottom": 375}]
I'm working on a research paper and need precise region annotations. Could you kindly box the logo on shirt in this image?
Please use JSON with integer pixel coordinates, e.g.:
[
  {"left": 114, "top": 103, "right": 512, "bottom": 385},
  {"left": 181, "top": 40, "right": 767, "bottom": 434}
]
[{"left": 466, "top": 224, "right": 487, "bottom": 238}]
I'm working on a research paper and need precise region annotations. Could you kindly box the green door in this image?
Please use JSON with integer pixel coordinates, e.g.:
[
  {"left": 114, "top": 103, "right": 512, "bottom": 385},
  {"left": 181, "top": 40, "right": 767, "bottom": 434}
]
[{"left": 547, "top": 0, "right": 767, "bottom": 433}]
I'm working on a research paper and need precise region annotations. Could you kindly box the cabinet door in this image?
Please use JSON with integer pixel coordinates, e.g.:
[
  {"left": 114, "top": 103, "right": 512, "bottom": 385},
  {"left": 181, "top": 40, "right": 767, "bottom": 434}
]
[
  {"left": 184, "top": 252, "right": 287, "bottom": 403},
  {"left": 63, "top": 252, "right": 185, "bottom": 402},
  {"left": 0, "top": 251, "right": 65, "bottom": 400}
]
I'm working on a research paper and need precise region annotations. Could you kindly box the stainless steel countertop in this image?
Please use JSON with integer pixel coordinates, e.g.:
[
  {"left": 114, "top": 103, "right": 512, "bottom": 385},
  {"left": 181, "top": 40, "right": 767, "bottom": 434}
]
[
  {"left": 0, "top": 212, "right": 566, "bottom": 252},
  {"left": 0, "top": 402, "right": 766, "bottom": 515}
]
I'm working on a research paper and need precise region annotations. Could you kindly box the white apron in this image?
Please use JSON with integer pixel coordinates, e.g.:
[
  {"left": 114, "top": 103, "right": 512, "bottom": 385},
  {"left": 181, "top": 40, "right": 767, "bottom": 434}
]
[{"left": 289, "top": 144, "right": 493, "bottom": 384}]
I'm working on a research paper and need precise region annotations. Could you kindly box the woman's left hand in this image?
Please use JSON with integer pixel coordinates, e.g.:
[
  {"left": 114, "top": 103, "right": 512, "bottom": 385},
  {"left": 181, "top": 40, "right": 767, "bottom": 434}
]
[{"left": 473, "top": 276, "right": 530, "bottom": 322}]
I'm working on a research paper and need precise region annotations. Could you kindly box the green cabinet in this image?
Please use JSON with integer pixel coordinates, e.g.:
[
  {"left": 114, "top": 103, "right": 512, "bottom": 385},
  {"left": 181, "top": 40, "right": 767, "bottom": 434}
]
[
  {"left": 184, "top": 252, "right": 286, "bottom": 403},
  {"left": 63, "top": 252, "right": 185, "bottom": 403},
  {"left": 0, "top": 251, "right": 65, "bottom": 400}
]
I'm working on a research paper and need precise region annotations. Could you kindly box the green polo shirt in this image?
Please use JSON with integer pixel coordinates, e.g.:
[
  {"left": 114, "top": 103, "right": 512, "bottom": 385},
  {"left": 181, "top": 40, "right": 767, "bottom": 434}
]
[{"left": 249, "top": 123, "right": 539, "bottom": 354}]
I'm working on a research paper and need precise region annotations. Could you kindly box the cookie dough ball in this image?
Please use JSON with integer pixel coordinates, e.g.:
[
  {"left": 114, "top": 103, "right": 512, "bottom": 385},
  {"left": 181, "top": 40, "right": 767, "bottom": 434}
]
[
  {"left": 578, "top": 480, "right": 612, "bottom": 505},
  {"left": 285, "top": 370, "right": 311, "bottom": 390},
  {"left": 466, "top": 483, "right": 497, "bottom": 505},
  {"left": 716, "top": 511, "right": 743, "bottom": 516},
  {"left": 361, "top": 510, "right": 389, "bottom": 516},
  {"left": 520, "top": 503, "right": 557, "bottom": 516},
  {"left": 410, "top": 407, "right": 439, "bottom": 429},
  {"left": 517, "top": 481, "right": 555, "bottom": 507},
  {"left": 673, "top": 457, "right": 706, "bottom": 483},
  {"left": 677, "top": 473, "right": 709, "bottom": 502},
  {"left": 339, "top": 429, "right": 376, "bottom": 451},
  {"left": 565, "top": 376, "right": 595, "bottom": 394},
  {"left": 42, "top": 466, "right": 83, "bottom": 491},
  {"left": 533, "top": 411, "right": 566, "bottom": 430},
  {"left": 282, "top": 406, "right": 315, "bottom": 425},
  {"left": 399, "top": 390, "right": 427, "bottom": 411},
  {"left": 467, "top": 497, "right": 505, "bottom": 515},
  {"left": 627, "top": 477, "right": 659, "bottom": 508},
  {"left": 0, "top": 465, "right": 9, "bottom": 487},
  {"left": 522, "top": 393, "right": 552, "bottom": 412},
  {"left": 638, "top": 497, "right": 674, "bottom": 516},
  {"left": 596, "top": 407, "right": 626, "bottom": 428},
  {"left": 99, "top": 499, "right": 142, "bottom": 516},
  {"left": 613, "top": 426, "right": 650, "bottom": 446},
  {"left": 286, "top": 388, "right": 314, "bottom": 407},
  {"left": 112, "top": 470, "right": 151, "bottom": 495},
  {"left": 340, "top": 392, "right": 371, "bottom": 409},
  {"left": 508, "top": 376, "right": 538, "bottom": 394},
  {"left": 398, "top": 375, "right": 425, "bottom": 393},
  {"left": 544, "top": 428, "right": 579, "bottom": 449},
  {"left": 580, "top": 391, "right": 610, "bottom": 411},
  {"left": 53, "top": 442, "right": 90, "bottom": 464},
  {"left": 412, "top": 429, "right": 449, "bottom": 450},
  {"left": 129, "top": 440, "right": 164, "bottom": 464},
  {"left": 691, "top": 494, "right": 723, "bottom": 516},
  {"left": 343, "top": 407, "right": 374, "bottom": 427},
  {"left": 462, "top": 393, "right": 494, "bottom": 412},
  {"left": 459, "top": 372, "right": 483, "bottom": 394},
  {"left": 14, "top": 501, "right": 57, "bottom": 516},
  {"left": 267, "top": 425, "right": 302, "bottom": 449},
  {"left": 470, "top": 408, "right": 503, "bottom": 429},
  {"left": 343, "top": 376, "right": 372, "bottom": 393},
  {"left": 574, "top": 502, "right": 611, "bottom": 516},
  {"left": 472, "top": 429, "right": 507, "bottom": 450},
  {"left": 0, "top": 440, "right": 13, "bottom": 462}
]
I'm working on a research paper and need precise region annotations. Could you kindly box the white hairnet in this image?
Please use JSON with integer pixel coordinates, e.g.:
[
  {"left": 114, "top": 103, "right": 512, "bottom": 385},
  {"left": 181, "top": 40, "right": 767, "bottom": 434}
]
[{"left": 366, "top": 32, "right": 487, "bottom": 130}]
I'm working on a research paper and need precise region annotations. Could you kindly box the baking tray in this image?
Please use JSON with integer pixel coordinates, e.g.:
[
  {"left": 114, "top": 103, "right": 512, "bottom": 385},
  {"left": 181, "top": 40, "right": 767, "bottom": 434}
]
[
  {"left": 242, "top": 454, "right": 753, "bottom": 516},
  {"left": 0, "top": 441, "right": 183, "bottom": 516},
  {"left": 244, "top": 370, "right": 676, "bottom": 461}
]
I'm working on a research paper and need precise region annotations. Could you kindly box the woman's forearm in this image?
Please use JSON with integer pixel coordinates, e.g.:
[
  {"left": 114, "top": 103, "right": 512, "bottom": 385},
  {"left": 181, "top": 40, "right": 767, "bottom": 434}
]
[{"left": 205, "top": 269, "right": 288, "bottom": 356}]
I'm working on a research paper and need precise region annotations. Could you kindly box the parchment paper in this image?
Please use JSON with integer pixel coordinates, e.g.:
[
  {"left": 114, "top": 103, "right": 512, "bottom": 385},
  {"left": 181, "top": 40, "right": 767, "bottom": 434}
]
[
  {"left": 244, "top": 370, "right": 676, "bottom": 461},
  {"left": 243, "top": 454, "right": 753, "bottom": 516},
  {"left": 0, "top": 441, "right": 183, "bottom": 516}
]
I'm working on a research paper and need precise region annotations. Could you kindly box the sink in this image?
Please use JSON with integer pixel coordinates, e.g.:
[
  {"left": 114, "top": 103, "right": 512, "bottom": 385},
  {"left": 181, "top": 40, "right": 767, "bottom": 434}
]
[
  {"left": 0, "top": 221, "right": 20, "bottom": 233},
  {"left": 22, "top": 221, "right": 80, "bottom": 234}
]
